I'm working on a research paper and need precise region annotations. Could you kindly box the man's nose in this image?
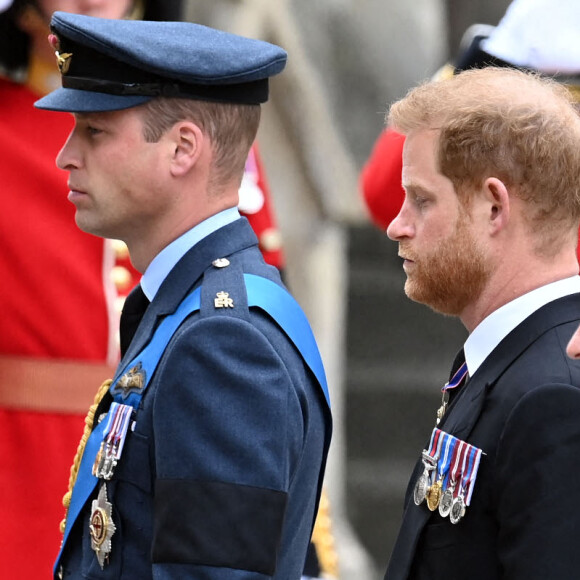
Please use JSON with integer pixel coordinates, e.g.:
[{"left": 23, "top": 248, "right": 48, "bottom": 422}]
[
  {"left": 56, "top": 132, "right": 81, "bottom": 171},
  {"left": 386, "top": 204, "right": 414, "bottom": 241}
]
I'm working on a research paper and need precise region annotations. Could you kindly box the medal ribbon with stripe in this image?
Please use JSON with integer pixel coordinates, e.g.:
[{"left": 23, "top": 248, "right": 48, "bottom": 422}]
[
  {"left": 463, "top": 445, "right": 483, "bottom": 506},
  {"left": 436, "top": 432, "right": 454, "bottom": 486},
  {"left": 437, "top": 361, "right": 468, "bottom": 425}
]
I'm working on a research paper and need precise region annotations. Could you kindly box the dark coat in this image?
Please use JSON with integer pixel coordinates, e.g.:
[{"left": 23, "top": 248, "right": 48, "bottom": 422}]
[
  {"left": 385, "top": 293, "right": 580, "bottom": 580},
  {"left": 57, "top": 218, "right": 331, "bottom": 579}
]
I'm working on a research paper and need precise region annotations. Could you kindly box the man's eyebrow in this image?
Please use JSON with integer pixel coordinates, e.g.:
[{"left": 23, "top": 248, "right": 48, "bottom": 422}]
[{"left": 402, "top": 182, "right": 430, "bottom": 195}]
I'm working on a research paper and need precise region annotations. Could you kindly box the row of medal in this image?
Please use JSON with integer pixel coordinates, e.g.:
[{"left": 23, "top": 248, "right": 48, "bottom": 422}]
[
  {"left": 92, "top": 402, "right": 134, "bottom": 481},
  {"left": 414, "top": 427, "right": 483, "bottom": 524},
  {"left": 90, "top": 402, "right": 134, "bottom": 568}
]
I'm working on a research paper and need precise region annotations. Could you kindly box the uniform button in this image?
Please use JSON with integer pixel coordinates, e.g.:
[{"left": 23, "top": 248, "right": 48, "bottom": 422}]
[
  {"left": 111, "top": 239, "right": 130, "bottom": 260},
  {"left": 212, "top": 258, "right": 230, "bottom": 268},
  {"left": 260, "top": 228, "right": 282, "bottom": 252},
  {"left": 111, "top": 266, "right": 133, "bottom": 291}
]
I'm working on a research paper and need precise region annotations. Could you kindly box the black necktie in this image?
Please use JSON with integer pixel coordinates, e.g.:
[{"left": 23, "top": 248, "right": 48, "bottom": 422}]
[
  {"left": 119, "top": 285, "right": 150, "bottom": 357},
  {"left": 448, "top": 348, "right": 467, "bottom": 382}
]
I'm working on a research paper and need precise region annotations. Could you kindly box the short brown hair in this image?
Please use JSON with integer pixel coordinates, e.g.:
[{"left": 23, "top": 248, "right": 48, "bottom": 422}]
[
  {"left": 388, "top": 67, "right": 580, "bottom": 255},
  {"left": 139, "top": 97, "right": 261, "bottom": 192}
]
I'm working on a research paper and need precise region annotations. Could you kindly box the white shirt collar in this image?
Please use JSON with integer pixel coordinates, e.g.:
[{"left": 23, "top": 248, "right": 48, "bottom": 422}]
[
  {"left": 464, "top": 276, "right": 580, "bottom": 377},
  {"left": 140, "top": 207, "right": 240, "bottom": 301}
]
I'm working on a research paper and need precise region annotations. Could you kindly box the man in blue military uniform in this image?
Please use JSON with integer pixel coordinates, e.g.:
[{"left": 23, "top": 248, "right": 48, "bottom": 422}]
[{"left": 35, "top": 12, "right": 332, "bottom": 579}]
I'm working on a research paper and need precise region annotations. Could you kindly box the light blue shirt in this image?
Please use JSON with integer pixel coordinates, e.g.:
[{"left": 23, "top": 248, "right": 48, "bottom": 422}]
[
  {"left": 140, "top": 208, "right": 241, "bottom": 301},
  {"left": 464, "top": 275, "right": 580, "bottom": 377}
]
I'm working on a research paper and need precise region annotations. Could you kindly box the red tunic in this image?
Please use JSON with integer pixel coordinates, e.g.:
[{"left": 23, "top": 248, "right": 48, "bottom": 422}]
[
  {"left": 0, "top": 78, "right": 131, "bottom": 578},
  {"left": 239, "top": 143, "right": 285, "bottom": 271}
]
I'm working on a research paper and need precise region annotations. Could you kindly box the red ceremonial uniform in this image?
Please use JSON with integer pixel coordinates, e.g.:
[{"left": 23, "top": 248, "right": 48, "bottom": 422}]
[
  {"left": 239, "top": 143, "right": 285, "bottom": 272},
  {"left": 0, "top": 77, "right": 137, "bottom": 578}
]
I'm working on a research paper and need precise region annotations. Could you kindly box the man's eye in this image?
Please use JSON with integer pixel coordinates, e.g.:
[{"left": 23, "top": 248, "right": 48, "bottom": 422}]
[{"left": 87, "top": 126, "right": 102, "bottom": 136}]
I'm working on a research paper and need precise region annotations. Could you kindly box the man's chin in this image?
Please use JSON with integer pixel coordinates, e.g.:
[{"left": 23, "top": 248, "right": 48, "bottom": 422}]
[
  {"left": 75, "top": 216, "right": 108, "bottom": 239},
  {"left": 404, "top": 280, "right": 459, "bottom": 317}
]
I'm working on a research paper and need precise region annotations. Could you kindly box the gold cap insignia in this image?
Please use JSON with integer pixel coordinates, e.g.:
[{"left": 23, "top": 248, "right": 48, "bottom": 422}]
[
  {"left": 56, "top": 51, "right": 73, "bottom": 74},
  {"left": 48, "top": 33, "right": 72, "bottom": 74}
]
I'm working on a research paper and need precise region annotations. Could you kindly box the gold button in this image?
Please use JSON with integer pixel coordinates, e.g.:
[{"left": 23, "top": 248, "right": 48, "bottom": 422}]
[
  {"left": 111, "top": 266, "right": 132, "bottom": 291},
  {"left": 111, "top": 239, "right": 130, "bottom": 260},
  {"left": 260, "top": 228, "right": 282, "bottom": 252}
]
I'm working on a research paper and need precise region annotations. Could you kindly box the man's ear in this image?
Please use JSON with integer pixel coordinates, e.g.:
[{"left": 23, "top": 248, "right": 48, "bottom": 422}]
[
  {"left": 169, "top": 121, "right": 204, "bottom": 177},
  {"left": 483, "top": 177, "right": 510, "bottom": 235}
]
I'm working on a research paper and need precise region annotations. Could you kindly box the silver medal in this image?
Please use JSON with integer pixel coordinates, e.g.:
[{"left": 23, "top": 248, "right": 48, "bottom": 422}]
[
  {"left": 413, "top": 471, "right": 430, "bottom": 506},
  {"left": 449, "top": 495, "right": 466, "bottom": 524},
  {"left": 414, "top": 451, "right": 437, "bottom": 506},
  {"left": 438, "top": 487, "right": 454, "bottom": 518}
]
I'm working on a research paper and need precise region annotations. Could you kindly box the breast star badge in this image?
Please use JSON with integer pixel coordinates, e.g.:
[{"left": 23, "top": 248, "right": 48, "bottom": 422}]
[{"left": 89, "top": 484, "right": 116, "bottom": 569}]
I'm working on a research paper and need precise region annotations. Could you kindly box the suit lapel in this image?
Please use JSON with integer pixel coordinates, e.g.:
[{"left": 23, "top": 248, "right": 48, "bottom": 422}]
[
  {"left": 385, "top": 293, "right": 580, "bottom": 579},
  {"left": 442, "top": 293, "right": 580, "bottom": 438}
]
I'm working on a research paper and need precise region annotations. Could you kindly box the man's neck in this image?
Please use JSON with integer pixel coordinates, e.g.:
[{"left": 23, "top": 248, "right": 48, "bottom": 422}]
[{"left": 460, "top": 258, "right": 579, "bottom": 333}]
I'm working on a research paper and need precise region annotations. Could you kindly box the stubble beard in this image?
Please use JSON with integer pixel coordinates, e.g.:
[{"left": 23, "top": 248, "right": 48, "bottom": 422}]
[{"left": 401, "top": 219, "right": 491, "bottom": 317}]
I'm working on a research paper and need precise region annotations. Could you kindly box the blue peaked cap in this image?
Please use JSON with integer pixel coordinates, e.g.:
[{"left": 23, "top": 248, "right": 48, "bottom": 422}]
[{"left": 35, "top": 12, "right": 287, "bottom": 112}]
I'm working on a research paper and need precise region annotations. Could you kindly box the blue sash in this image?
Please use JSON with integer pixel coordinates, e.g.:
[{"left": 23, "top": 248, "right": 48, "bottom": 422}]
[{"left": 56, "top": 274, "right": 330, "bottom": 569}]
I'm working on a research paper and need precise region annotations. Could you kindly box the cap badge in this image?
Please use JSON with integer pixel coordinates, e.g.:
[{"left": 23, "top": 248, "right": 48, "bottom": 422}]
[
  {"left": 48, "top": 33, "right": 72, "bottom": 74},
  {"left": 56, "top": 51, "right": 73, "bottom": 74}
]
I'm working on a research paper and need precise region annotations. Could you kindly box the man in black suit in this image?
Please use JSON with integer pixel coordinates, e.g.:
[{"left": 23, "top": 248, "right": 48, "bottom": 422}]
[{"left": 384, "top": 66, "right": 580, "bottom": 579}]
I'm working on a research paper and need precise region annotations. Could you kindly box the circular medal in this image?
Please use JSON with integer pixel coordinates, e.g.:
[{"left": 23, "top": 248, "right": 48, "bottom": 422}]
[
  {"left": 438, "top": 488, "right": 454, "bottom": 518},
  {"left": 90, "top": 508, "right": 108, "bottom": 548},
  {"left": 450, "top": 496, "right": 466, "bottom": 524},
  {"left": 413, "top": 472, "right": 429, "bottom": 506},
  {"left": 426, "top": 480, "right": 442, "bottom": 511}
]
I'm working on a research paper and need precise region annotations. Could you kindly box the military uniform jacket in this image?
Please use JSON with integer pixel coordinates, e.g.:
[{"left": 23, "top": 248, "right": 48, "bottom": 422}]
[
  {"left": 385, "top": 293, "right": 580, "bottom": 579},
  {"left": 57, "top": 218, "right": 332, "bottom": 579}
]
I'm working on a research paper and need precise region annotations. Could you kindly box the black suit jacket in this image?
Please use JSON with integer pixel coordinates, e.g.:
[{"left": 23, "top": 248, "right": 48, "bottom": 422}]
[{"left": 385, "top": 293, "right": 580, "bottom": 580}]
